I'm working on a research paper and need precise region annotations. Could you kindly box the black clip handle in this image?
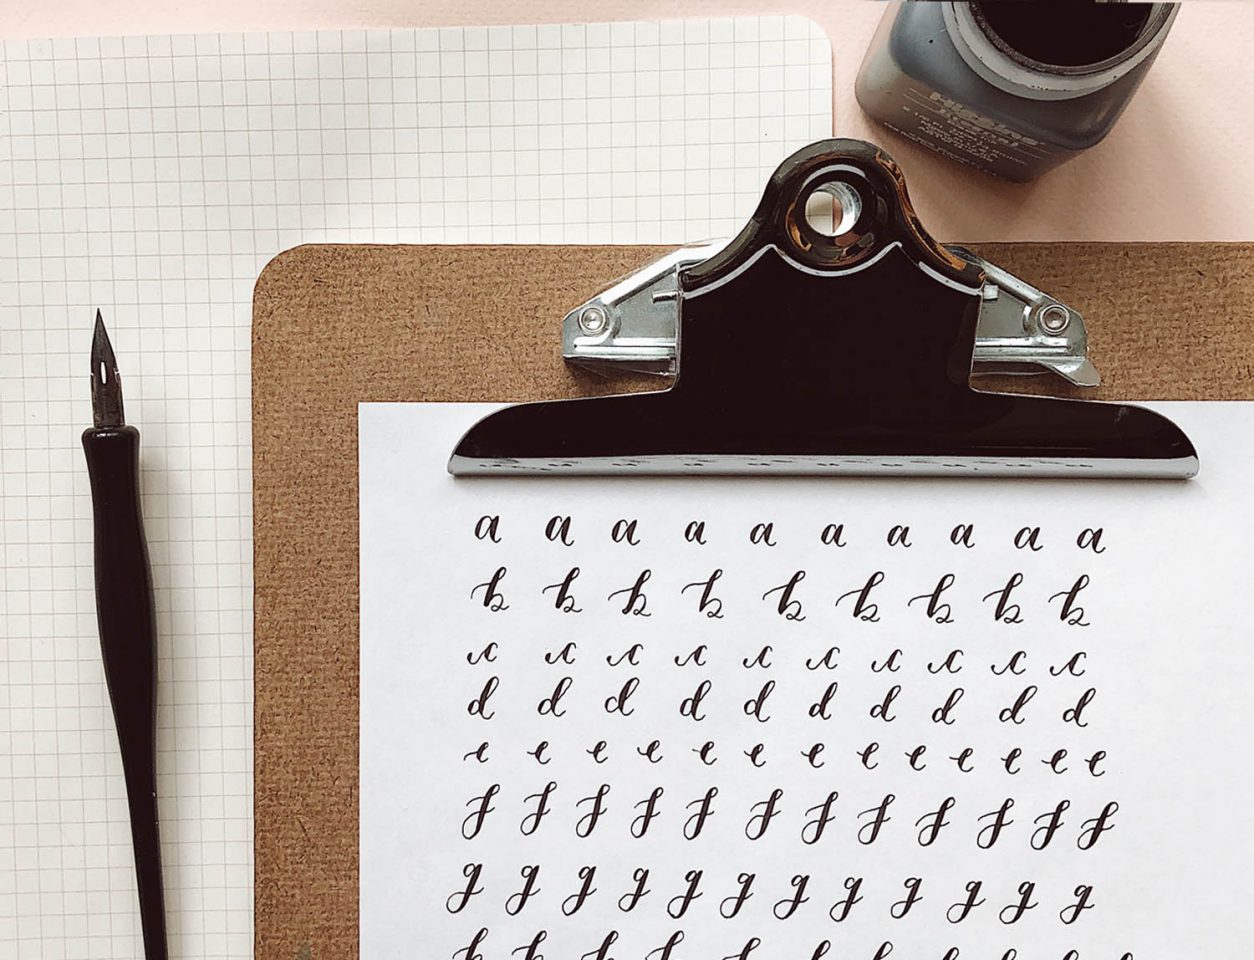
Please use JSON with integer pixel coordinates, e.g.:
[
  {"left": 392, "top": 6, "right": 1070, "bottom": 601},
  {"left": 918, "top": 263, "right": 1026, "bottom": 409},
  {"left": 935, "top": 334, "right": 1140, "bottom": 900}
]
[{"left": 451, "top": 138, "right": 1197, "bottom": 478}]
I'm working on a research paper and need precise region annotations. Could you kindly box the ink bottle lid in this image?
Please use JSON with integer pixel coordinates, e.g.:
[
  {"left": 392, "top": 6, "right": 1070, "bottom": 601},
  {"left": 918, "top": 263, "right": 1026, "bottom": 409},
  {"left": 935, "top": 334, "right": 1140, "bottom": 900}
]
[{"left": 946, "top": 1, "right": 1179, "bottom": 101}]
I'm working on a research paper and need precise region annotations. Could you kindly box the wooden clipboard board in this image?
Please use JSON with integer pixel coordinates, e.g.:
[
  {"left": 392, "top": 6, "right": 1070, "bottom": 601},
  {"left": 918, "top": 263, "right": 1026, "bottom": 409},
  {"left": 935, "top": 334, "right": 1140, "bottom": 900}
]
[{"left": 252, "top": 240, "right": 1254, "bottom": 958}]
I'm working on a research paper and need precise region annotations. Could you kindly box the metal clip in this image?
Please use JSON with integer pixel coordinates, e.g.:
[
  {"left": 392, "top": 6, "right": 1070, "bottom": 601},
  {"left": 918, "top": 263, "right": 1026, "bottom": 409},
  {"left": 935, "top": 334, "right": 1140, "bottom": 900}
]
[{"left": 564, "top": 240, "right": 1099, "bottom": 387}]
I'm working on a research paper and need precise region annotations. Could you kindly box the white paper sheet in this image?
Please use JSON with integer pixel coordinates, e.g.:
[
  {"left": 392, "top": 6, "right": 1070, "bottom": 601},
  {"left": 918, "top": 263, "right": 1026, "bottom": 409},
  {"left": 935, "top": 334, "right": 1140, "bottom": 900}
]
[{"left": 360, "top": 401, "right": 1254, "bottom": 959}]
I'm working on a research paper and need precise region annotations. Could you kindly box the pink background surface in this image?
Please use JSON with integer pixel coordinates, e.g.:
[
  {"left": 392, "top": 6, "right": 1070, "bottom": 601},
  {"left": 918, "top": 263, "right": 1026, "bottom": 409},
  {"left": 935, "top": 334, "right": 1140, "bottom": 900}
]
[{"left": 3, "top": 0, "right": 1252, "bottom": 242}]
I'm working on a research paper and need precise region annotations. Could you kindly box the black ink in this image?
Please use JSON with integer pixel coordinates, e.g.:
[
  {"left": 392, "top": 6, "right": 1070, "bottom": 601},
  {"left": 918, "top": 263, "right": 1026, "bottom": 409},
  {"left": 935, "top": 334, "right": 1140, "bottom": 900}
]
[
  {"left": 453, "top": 927, "right": 489, "bottom": 960},
  {"left": 946, "top": 881, "right": 985, "bottom": 923},
  {"left": 932, "top": 688, "right": 964, "bottom": 725},
  {"left": 763, "top": 570, "right": 806, "bottom": 620},
  {"left": 909, "top": 574, "right": 955, "bottom": 623},
  {"left": 519, "top": 782, "right": 556, "bottom": 836},
  {"left": 1063, "top": 688, "right": 1097, "bottom": 727},
  {"left": 611, "top": 519, "right": 641, "bottom": 545},
  {"left": 673, "top": 645, "right": 706, "bottom": 667},
  {"left": 976, "top": 798, "right": 1015, "bottom": 849},
  {"left": 580, "top": 932, "right": 618, "bottom": 960},
  {"left": 858, "top": 741, "right": 880, "bottom": 770},
  {"left": 857, "top": 794, "right": 893, "bottom": 844},
  {"left": 870, "top": 685, "right": 901, "bottom": 722},
  {"left": 562, "top": 866, "right": 597, "bottom": 916},
  {"left": 446, "top": 863, "right": 484, "bottom": 914},
  {"left": 820, "top": 523, "right": 847, "bottom": 547},
  {"left": 1077, "top": 527, "right": 1106, "bottom": 553},
  {"left": 542, "top": 567, "right": 582, "bottom": 613},
  {"left": 906, "top": 745, "right": 927, "bottom": 771},
  {"left": 505, "top": 864, "right": 541, "bottom": 916},
  {"left": 915, "top": 797, "right": 954, "bottom": 846},
  {"left": 1050, "top": 651, "right": 1088, "bottom": 677},
  {"left": 999, "top": 685, "right": 1038, "bottom": 724},
  {"left": 808, "top": 681, "right": 839, "bottom": 720},
  {"left": 805, "top": 645, "right": 840, "bottom": 671},
  {"left": 743, "top": 680, "right": 775, "bottom": 723},
  {"left": 870, "top": 648, "right": 903, "bottom": 673},
  {"left": 638, "top": 740, "right": 663, "bottom": 764},
  {"left": 619, "top": 868, "right": 650, "bottom": 912},
  {"left": 682, "top": 569, "right": 724, "bottom": 618},
  {"left": 680, "top": 680, "right": 712, "bottom": 722},
  {"left": 999, "top": 882, "right": 1037, "bottom": 925},
  {"left": 836, "top": 571, "right": 884, "bottom": 622},
  {"left": 891, "top": 878, "right": 923, "bottom": 918},
  {"left": 745, "top": 789, "right": 783, "bottom": 840},
  {"left": 575, "top": 785, "right": 611, "bottom": 838},
  {"left": 828, "top": 877, "right": 864, "bottom": 922},
  {"left": 1013, "top": 526, "right": 1043, "bottom": 552},
  {"left": 684, "top": 788, "right": 717, "bottom": 839},
  {"left": 1059, "top": 885, "right": 1095, "bottom": 924},
  {"left": 773, "top": 875, "right": 810, "bottom": 919},
  {"left": 991, "top": 651, "right": 1027, "bottom": 677},
  {"left": 463, "top": 784, "right": 499, "bottom": 839},
  {"left": 632, "top": 788, "right": 664, "bottom": 837},
  {"left": 1050, "top": 575, "right": 1092, "bottom": 626},
  {"left": 604, "top": 677, "right": 639, "bottom": 716},
  {"left": 720, "top": 873, "right": 755, "bottom": 918},
  {"left": 983, "top": 573, "right": 1024, "bottom": 623},
  {"left": 544, "top": 642, "right": 577, "bottom": 665},
  {"left": 468, "top": 676, "right": 500, "bottom": 720},
  {"left": 1043, "top": 749, "right": 1069, "bottom": 774},
  {"left": 608, "top": 570, "right": 651, "bottom": 616},
  {"left": 743, "top": 645, "right": 773, "bottom": 669},
  {"left": 510, "top": 930, "right": 546, "bottom": 960},
  {"left": 471, "top": 566, "right": 510, "bottom": 611},
  {"left": 467, "top": 642, "right": 498, "bottom": 665},
  {"left": 1077, "top": 801, "right": 1118, "bottom": 849},
  {"left": 928, "top": 649, "right": 964, "bottom": 674},
  {"left": 608, "top": 644, "right": 643, "bottom": 667},
  {"left": 802, "top": 791, "right": 839, "bottom": 845},
  {"left": 537, "top": 677, "right": 573, "bottom": 717},
  {"left": 545, "top": 515, "right": 574, "bottom": 546},
  {"left": 644, "top": 931, "right": 685, "bottom": 960},
  {"left": 1032, "top": 800, "right": 1069, "bottom": 850},
  {"left": 749, "top": 522, "right": 777, "bottom": 547}
]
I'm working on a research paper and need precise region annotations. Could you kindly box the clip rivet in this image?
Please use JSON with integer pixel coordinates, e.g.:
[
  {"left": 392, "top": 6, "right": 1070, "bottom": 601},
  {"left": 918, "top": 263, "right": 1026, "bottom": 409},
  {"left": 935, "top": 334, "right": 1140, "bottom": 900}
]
[
  {"left": 579, "top": 305, "right": 609, "bottom": 334},
  {"left": 1038, "top": 303, "right": 1071, "bottom": 334}
]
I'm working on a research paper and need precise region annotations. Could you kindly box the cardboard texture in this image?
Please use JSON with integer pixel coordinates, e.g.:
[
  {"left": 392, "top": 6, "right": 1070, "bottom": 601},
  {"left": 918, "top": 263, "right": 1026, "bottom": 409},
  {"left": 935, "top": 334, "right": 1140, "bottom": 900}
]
[{"left": 253, "top": 241, "right": 1254, "bottom": 958}]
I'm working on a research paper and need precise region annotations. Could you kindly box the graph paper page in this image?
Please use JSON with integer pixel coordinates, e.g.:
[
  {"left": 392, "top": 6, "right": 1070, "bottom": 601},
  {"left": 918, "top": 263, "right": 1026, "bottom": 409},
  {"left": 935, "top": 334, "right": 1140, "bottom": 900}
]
[{"left": 0, "top": 19, "right": 832, "bottom": 958}]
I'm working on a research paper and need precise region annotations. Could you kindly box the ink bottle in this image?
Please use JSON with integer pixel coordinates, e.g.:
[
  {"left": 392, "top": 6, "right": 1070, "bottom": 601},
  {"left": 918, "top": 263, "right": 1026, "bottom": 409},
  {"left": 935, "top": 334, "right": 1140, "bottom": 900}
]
[{"left": 855, "top": 2, "right": 1179, "bottom": 181}]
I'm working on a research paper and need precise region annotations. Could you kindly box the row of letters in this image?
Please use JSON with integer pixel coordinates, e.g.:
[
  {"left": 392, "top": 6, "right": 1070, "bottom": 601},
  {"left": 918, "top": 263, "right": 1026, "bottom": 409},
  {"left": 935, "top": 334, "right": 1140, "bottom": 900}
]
[
  {"left": 471, "top": 516, "right": 1110, "bottom": 554},
  {"left": 472, "top": 567, "right": 1096, "bottom": 625}
]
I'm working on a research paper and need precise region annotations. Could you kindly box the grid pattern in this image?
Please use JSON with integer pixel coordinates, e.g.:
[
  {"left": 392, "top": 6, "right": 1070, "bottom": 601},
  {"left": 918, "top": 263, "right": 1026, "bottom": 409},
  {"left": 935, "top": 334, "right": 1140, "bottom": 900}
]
[{"left": 0, "top": 18, "right": 832, "bottom": 959}]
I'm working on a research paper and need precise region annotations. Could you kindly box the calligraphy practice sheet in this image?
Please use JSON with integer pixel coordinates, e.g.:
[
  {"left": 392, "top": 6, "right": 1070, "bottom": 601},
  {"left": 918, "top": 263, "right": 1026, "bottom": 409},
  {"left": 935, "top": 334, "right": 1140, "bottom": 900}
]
[{"left": 360, "top": 402, "right": 1254, "bottom": 960}]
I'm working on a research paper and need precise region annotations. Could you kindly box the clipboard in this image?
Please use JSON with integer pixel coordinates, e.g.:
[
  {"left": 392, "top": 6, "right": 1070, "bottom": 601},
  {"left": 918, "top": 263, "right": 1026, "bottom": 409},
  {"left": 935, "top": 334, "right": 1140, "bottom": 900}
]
[{"left": 252, "top": 145, "right": 1254, "bottom": 956}]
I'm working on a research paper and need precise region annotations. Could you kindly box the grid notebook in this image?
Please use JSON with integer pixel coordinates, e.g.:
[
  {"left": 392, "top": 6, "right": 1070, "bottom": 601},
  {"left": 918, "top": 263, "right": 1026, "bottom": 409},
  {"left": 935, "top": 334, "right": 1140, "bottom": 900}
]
[{"left": 0, "top": 18, "right": 832, "bottom": 959}]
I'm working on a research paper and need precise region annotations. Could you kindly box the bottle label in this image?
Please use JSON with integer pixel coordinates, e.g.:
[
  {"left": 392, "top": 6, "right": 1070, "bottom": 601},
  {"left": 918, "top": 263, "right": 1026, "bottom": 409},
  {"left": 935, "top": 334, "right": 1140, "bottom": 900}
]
[{"left": 889, "top": 83, "right": 1069, "bottom": 179}]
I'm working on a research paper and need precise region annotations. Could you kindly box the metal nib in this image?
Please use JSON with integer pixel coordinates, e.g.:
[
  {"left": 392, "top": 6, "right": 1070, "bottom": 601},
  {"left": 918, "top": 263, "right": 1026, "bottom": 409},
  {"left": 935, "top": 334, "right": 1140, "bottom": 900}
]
[{"left": 91, "top": 310, "right": 125, "bottom": 428}]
